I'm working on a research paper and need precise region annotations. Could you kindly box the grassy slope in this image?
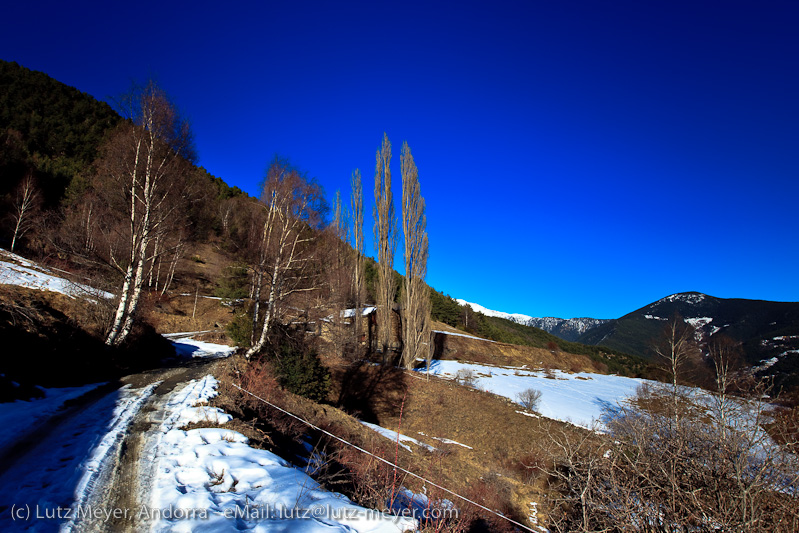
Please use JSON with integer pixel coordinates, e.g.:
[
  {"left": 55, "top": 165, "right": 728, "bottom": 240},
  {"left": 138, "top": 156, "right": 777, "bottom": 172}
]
[{"left": 476, "top": 314, "right": 653, "bottom": 377}]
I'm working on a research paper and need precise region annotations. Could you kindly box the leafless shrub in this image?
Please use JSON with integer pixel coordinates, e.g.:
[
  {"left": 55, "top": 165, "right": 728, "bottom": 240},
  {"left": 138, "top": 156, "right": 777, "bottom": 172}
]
[
  {"left": 462, "top": 474, "right": 519, "bottom": 533},
  {"left": 455, "top": 369, "right": 476, "bottom": 387},
  {"left": 540, "top": 380, "right": 799, "bottom": 533},
  {"left": 506, "top": 450, "right": 547, "bottom": 485},
  {"left": 517, "top": 388, "right": 542, "bottom": 411}
]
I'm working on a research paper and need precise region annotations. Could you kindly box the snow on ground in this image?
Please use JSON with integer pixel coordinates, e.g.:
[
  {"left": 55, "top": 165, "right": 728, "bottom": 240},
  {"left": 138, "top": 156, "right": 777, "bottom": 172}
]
[
  {"left": 432, "top": 330, "right": 495, "bottom": 343},
  {"left": 658, "top": 293, "right": 706, "bottom": 305},
  {"left": 753, "top": 357, "right": 780, "bottom": 372},
  {"left": 388, "top": 488, "right": 453, "bottom": 525},
  {"left": 0, "top": 383, "right": 103, "bottom": 452},
  {"left": 323, "top": 307, "right": 377, "bottom": 323},
  {"left": 171, "top": 338, "right": 236, "bottom": 359},
  {"left": 455, "top": 298, "right": 534, "bottom": 324},
  {"left": 420, "top": 360, "right": 645, "bottom": 429},
  {"left": 62, "top": 383, "right": 160, "bottom": 532},
  {"left": 0, "top": 383, "right": 158, "bottom": 532},
  {"left": 178, "top": 293, "right": 224, "bottom": 300},
  {"left": 417, "top": 432, "right": 472, "bottom": 449},
  {"left": 359, "top": 421, "right": 436, "bottom": 453},
  {"left": 342, "top": 306, "right": 376, "bottom": 318},
  {"left": 163, "top": 330, "right": 216, "bottom": 339},
  {"left": 144, "top": 375, "right": 416, "bottom": 532},
  {"left": 0, "top": 249, "right": 113, "bottom": 300}
]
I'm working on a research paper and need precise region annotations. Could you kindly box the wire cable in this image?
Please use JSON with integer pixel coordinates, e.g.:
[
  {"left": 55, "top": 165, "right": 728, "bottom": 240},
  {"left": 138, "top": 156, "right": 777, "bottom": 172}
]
[{"left": 232, "top": 382, "right": 538, "bottom": 533}]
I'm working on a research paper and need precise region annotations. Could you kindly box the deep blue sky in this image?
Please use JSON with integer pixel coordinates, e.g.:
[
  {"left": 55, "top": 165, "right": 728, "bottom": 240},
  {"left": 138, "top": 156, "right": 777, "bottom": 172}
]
[{"left": 3, "top": 1, "right": 797, "bottom": 319}]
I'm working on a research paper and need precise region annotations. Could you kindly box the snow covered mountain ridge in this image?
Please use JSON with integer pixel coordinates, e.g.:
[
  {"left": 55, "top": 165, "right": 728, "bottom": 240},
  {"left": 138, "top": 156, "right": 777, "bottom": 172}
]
[{"left": 455, "top": 299, "right": 610, "bottom": 342}]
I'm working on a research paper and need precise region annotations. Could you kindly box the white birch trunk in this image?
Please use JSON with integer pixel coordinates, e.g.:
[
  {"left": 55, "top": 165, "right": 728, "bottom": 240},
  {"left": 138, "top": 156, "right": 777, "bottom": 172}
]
[
  {"left": 246, "top": 260, "right": 281, "bottom": 357},
  {"left": 106, "top": 262, "right": 135, "bottom": 345}
]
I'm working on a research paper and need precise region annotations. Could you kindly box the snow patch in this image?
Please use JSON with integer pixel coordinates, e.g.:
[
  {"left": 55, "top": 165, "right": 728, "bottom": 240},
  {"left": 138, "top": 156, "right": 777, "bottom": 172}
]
[
  {"left": 417, "top": 432, "right": 472, "bottom": 449},
  {"left": 0, "top": 249, "right": 114, "bottom": 300},
  {"left": 171, "top": 338, "right": 235, "bottom": 359},
  {"left": 685, "top": 317, "right": 713, "bottom": 328},
  {"left": 360, "top": 421, "right": 436, "bottom": 453},
  {"left": 658, "top": 293, "right": 707, "bottom": 305},
  {"left": 0, "top": 382, "right": 104, "bottom": 452},
  {"left": 455, "top": 299, "right": 533, "bottom": 324},
  {"left": 146, "top": 375, "right": 416, "bottom": 532},
  {"left": 433, "top": 330, "right": 495, "bottom": 343}
]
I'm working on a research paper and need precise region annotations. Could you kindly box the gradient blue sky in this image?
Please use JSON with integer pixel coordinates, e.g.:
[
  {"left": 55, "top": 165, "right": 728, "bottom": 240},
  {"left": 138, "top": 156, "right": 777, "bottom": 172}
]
[{"left": 3, "top": 1, "right": 797, "bottom": 319}]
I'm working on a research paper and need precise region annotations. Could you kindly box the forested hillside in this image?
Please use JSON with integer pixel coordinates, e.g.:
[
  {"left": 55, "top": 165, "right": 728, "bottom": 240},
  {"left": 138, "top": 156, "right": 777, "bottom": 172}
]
[{"left": 0, "top": 60, "right": 119, "bottom": 206}]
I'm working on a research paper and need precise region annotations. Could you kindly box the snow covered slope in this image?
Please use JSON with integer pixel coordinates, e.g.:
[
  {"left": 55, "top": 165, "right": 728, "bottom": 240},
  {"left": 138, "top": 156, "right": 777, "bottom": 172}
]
[
  {"left": 420, "top": 360, "right": 644, "bottom": 430},
  {"left": 0, "top": 249, "right": 113, "bottom": 299}
]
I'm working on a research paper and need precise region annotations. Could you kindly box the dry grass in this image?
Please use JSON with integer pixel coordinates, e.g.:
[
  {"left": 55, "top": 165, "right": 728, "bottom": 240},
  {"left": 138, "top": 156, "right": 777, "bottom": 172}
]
[
  {"left": 432, "top": 321, "right": 598, "bottom": 373},
  {"left": 212, "top": 353, "right": 561, "bottom": 529},
  {"left": 142, "top": 291, "right": 235, "bottom": 340}
]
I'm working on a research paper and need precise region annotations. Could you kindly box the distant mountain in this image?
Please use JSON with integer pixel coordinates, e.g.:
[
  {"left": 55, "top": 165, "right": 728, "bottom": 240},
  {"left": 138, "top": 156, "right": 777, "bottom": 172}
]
[
  {"left": 455, "top": 299, "right": 534, "bottom": 324},
  {"left": 455, "top": 299, "right": 610, "bottom": 342},
  {"left": 456, "top": 293, "right": 799, "bottom": 390},
  {"left": 526, "top": 317, "right": 611, "bottom": 342},
  {"left": 576, "top": 292, "right": 799, "bottom": 388}
]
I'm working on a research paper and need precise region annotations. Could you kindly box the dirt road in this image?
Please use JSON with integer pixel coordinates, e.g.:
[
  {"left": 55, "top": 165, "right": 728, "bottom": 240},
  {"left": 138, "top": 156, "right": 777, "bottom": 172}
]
[{"left": 0, "top": 357, "right": 225, "bottom": 533}]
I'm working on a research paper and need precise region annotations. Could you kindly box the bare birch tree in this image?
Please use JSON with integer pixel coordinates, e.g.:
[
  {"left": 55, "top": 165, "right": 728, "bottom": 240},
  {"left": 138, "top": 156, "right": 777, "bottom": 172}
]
[
  {"left": 373, "top": 133, "right": 397, "bottom": 360},
  {"left": 652, "top": 313, "right": 700, "bottom": 425},
  {"left": 400, "top": 142, "right": 430, "bottom": 370},
  {"left": 8, "top": 174, "right": 39, "bottom": 252},
  {"left": 100, "top": 81, "right": 195, "bottom": 346},
  {"left": 707, "top": 334, "right": 747, "bottom": 441},
  {"left": 245, "top": 158, "right": 325, "bottom": 357}
]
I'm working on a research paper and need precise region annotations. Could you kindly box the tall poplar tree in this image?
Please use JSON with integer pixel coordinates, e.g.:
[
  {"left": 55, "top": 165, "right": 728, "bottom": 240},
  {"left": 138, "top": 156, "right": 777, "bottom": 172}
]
[
  {"left": 350, "top": 168, "right": 365, "bottom": 352},
  {"left": 373, "top": 133, "right": 397, "bottom": 360},
  {"left": 400, "top": 142, "right": 430, "bottom": 370}
]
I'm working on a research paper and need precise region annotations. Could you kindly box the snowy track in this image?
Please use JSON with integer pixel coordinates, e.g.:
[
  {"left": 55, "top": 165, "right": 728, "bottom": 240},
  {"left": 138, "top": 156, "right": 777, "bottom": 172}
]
[
  {"left": 140, "top": 376, "right": 416, "bottom": 532},
  {"left": 0, "top": 356, "right": 227, "bottom": 532},
  {"left": 0, "top": 382, "right": 157, "bottom": 532}
]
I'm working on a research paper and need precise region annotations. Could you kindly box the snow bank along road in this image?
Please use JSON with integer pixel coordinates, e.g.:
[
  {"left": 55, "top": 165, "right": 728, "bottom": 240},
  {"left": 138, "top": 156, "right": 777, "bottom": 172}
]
[
  {"left": 0, "top": 354, "right": 226, "bottom": 532},
  {"left": 0, "top": 343, "right": 415, "bottom": 532},
  {"left": 139, "top": 375, "right": 415, "bottom": 532}
]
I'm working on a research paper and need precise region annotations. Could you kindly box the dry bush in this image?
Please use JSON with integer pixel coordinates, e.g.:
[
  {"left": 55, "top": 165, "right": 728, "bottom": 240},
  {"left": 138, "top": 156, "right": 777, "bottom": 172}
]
[
  {"left": 309, "top": 418, "right": 414, "bottom": 512},
  {"left": 517, "top": 388, "right": 542, "bottom": 411},
  {"left": 455, "top": 368, "right": 476, "bottom": 387},
  {"left": 505, "top": 450, "right": 548, "bottom": 485},
  {"left": 461, "top": 473, "right": 520, "bottom": 533},
  {"left": 541, "top": 382, "right": 799, "bottom": 533}
]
